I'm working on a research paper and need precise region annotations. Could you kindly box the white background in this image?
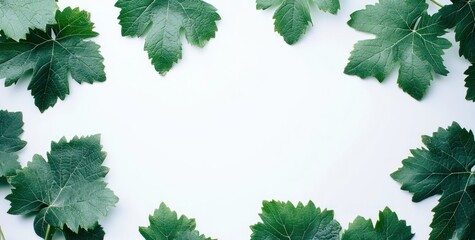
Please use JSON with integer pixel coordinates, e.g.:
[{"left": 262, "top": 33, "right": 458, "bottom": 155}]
[{"left": 1, "top": 0, "right": 474, "bottom": 239}]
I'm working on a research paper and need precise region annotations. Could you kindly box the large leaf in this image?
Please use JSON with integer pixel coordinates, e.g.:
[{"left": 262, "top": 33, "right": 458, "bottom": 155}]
[
  {"left": 0, "top": 0, "right": 57, "bottom": 41},
  {"left": 115, "top": 0, "right": 221, "bottom": 75},
  {"left": 344, "top": 0, "right": 451, "bottom": 100},
  {"left": 342, "top": 207, "right": 414, "bottom": 240},
  {"left": 0, "top": 110, "right": 27, "bottom": 178},
  {"left": 6, "top": 135, "right": 118, "bottom": 238},
  {"left": 250, "top": 201, "right": 341, "bottom": 240},
  {"left": 0, "top": 7, "right": 106, "bottom": 112},
  {"left": 140, "top": 203, "right": 212, "bottom": 240},
  {"left": 392, "top": 122, "right": 475, "bottom": 240},
  {"left": 256, "top": 0, "right": 340, "bottom": 44}
]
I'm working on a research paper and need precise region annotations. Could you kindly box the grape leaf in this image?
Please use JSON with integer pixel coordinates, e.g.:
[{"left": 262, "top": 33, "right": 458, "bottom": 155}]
[
  {"left": 0, "top": 110, "right": 27, "bottom": 178},
  {"left": 342, "top": 207, "right": 414, "bottom": 240},
  {"left": 464, "top": 65, "right": 475, "bottom": 101},
  {"left": 6, "top": 135, "right": 118, "bottom": 238},
  {"left": 439, "top": 1, "right": 475, "bottom": 102},
  {"left": 0, "top": 7, "right": 106, "bottom": 112},
  {"left": 0, "top": 0, "right": 57, "bottom": 41},
  {"left": 256, "top": 0, "right": 340, "bottom": 45},
  {"left": 344, "top": 0, "right": 451, "bottom": 100},
  {"left": 250, "top": 201, "right": 341, "bottom": 240},
  {"left": 439, "top": 0, "right": 475, "bottom": 62},
  {"left": 391, "top": 122, "right": 475, "bottom": 240},
  {"left": 115, "top": 0, "right": 221, "bottom": 75},
  {"left": 139, "top": 203, "right": 213, "bottom": 240},
  {"left": 63, "top": 225, "right": 105, "bottom": 240}
]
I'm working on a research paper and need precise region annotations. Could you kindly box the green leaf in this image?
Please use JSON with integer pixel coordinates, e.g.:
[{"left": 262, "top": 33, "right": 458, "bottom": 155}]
[
  {"left": 0, "top": 0, "right": 57, "bottom": 41},
  {"left": 250, "top": 200, "right": 341, "bottom": 240},
  {"left": 344, "top": 0, "right": 451, "bottom": 100},
  {"left": 342, "top": 207, "right": 414, "bottom": 240},
  {"left": 391, "top": 122, "right": 475, "bottom": 240},
  {"left": 0, "top": 110, "right": 26, "bottom": 178},
  {"left": 256, "top": 0, "right": 340, "bottom": 44},
  {"left": 63, "top": 225, "right": 105, "bottom": 240},
  {"left": 6, "top": 135, "right": 118, "bottom": 238},
  {"left": 140, "top": 203, "right": 212, "bottom": 240},
  {"left": 439, "top": 0, "right": 475, "bottom": 62},
  {"left": 439, "top": 1, "right": 475, "bottom": 102},
  {"left": 115, "top": 0, "right": 221, "bottom": 75},
  {"left": 464, "top": 65, "right": 475, "bottom": 101},
  {"left": 0, "top": 7, "right": 106, "bottom": 112}
]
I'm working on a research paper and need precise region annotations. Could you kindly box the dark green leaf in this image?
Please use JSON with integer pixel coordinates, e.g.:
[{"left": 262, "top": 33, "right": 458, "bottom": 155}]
[
  {"left": 342, "top": 207, "right": 413, "bottom": 240},
  {"left": 439, "top": 0, "right": 475, "bottom": 62},
  {"left": 0, "top": 0, "right": 57, "bottom": 41},
  {"left": 63, "top": 225, "right": 105, "bottom": 240},
  {"left": 115, "top": 0, "right": 221, "bottom": 75},
  {"left": 344, "top": 0, "right": 451, "bottom": 100},
  {"left": 392, "top": 122, "right": 475, "bottom": 240},
  {"left": 0, "top": 7, "right": 106, "bottom": 112},
  {"left": 0, "top": 110, "right": 26, "bottom": 178},
  {"left": 256, "top": 0, "right": 340, "bottom": 44},
  {"left": 140, "top": 203, "right": 212, "bottom": 240},
  {"left": 6, "top": 135, "right": 118, "bottom": 238},
  {"left": 250, "top": 200, "right": 341, "bottom": 240},
  {"left": 439, "top": 0, "right": 475, "bottom": 102},
  {"left": 465, "top": 65, "right": 475, "bottom": 101}
]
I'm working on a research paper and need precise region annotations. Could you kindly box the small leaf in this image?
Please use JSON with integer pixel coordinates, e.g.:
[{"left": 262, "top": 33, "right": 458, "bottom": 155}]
[
  {"left": 0, "top": 0, "right": 57, "bottom": 41},
  {"left": 256, "top": 0, "right": 340, "bottom": 44},
  {"left": 345, "top": 0, "right": 451, "bottom": 100},
  {"left": 140, "top": 203, "right": 212, "bottom": 240},
  {"left": 392, "top": 122, "right": 475, "bottom": 240},
  {"left": 115, "top": 0, "right": 221, "bottom": 75},
  {"left": 6, "top": 135, "right": 118, "bottom": 238},
  {"left": 0, "top": 110, "right": 27, "bottom": 178},
  {"left": 250, "top": 200, "right": 341, "bottom": 240},
  {"left": 0, "top": 7, "right": 106, "bottom": 112},
  {"left": 342, "top": 207, "right": 414, "bottom": 240}
]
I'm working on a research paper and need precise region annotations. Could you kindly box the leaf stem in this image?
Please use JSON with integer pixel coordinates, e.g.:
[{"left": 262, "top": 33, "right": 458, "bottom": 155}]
[
  {"left": 0, "top": 226, "right": 5, "bottom": 240},
  {"left": 44, "top": 225, "right": 52, "bottom": 240},
  {"left": 430, "top": 0, "right": 444, "bottom": 7}
]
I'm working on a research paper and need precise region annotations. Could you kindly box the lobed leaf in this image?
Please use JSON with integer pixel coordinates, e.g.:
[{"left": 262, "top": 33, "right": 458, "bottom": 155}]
[
  {"left": 115, "top": 0, "right": 221, "bottom": 75},
  {"left": 344, "top": 0, "right": 451, "bottom": 100},
  {"left": 140, "top": 203, "right": 213, "bottom": 240},
  {"left": 250, "top": 200, "right": 341, "bottom": 240},
  {"left": 464, "top": 65, "right": 475, "bottom": 101},
  {"left": 342, "top": 207, "right": 413, "bottom": 240},
  {"left": 0, "top": 7, "right": 106, "bottom": 112},
  {"left": 392, "top": 122, "right": 475, "bottom": 240},
  {"left": 6, "top": 135, "right": 118, "bottom": 239},
  {"left": 439, "top": 0, "right": 475, "bottom": 102},
  {"left": 0, "top": 110, "right": 27, "bottom": 178},
  {"left": 256, "top": 0, "right": 340, "bottom": 44}
]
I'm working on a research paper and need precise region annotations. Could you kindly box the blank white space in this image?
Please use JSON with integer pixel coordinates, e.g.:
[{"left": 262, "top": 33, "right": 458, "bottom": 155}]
[{"left": 0, "top": 0, "right": 473, "bottom": 239}]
